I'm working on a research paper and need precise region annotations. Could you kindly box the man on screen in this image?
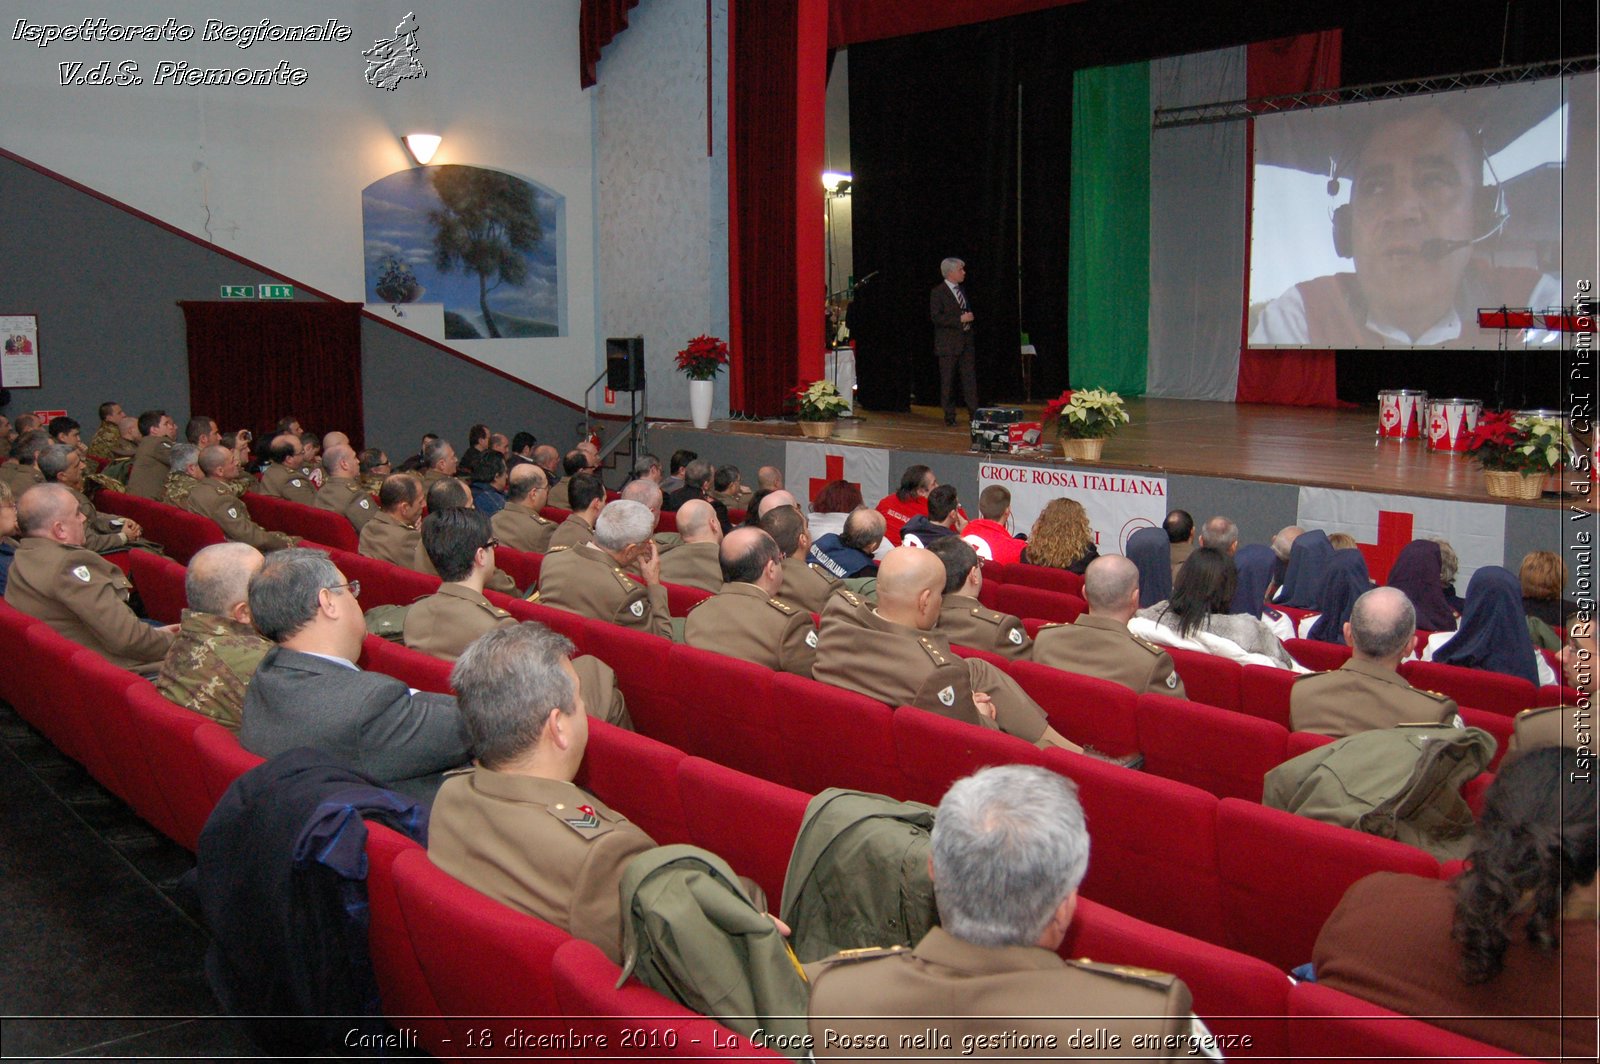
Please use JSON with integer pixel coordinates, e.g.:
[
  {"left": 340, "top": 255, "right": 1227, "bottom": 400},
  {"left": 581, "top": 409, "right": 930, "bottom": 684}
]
[{"left": 1251, "top": 105, "right": 1556, "bottom": 348}]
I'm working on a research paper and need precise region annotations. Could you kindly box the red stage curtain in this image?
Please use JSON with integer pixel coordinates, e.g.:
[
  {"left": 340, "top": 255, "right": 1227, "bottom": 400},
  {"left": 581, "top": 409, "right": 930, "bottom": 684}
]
[
  {"left": 579, "top": 0, "right": 639, "bottom": 89},
  {"left": 730, "top": 0, "right": 826, "bottom": 415},
  {"left": 180, "top": 301, "right": 364, "bottom": 448},
  {"left": 827, "top": 0, "right": 1084, "bottom": 48},
  {"left": 1235, "top": 32, "right": 1343, "bottom": 407}
]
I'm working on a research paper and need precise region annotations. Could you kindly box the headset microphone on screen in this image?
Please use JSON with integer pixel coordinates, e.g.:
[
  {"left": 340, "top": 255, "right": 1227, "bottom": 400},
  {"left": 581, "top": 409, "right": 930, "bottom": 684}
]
[{"left": 1326, "top": 137, "right": 1509, "bottom": 259}]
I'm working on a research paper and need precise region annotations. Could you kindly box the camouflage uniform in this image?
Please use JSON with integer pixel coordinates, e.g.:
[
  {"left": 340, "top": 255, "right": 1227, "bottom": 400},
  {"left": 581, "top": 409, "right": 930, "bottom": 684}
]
[
  {"left": 163, "top": 471, "right": 201, "bottom": 507},
  {"left": 154, "top": 609, "right": 273, "bottom": 731},
  {"left": 86, "top": 420, "right": 136, "bottom": 463}
]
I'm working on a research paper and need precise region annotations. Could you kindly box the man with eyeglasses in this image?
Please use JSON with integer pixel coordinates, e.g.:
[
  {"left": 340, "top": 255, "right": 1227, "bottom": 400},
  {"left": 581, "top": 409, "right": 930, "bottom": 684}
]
[
  {"left": 239, "top": 548, "right": 471, "bottom": 802},
  {"left": 403, "top": 509, "right": 514, "bottom": 661}
]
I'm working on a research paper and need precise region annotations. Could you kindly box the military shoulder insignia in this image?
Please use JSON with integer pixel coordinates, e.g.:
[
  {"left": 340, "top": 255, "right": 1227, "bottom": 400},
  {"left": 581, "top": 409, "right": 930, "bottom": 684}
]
[
  {"left": 828, "top": 945, "right": 906, "bottom": 963},
  {"left": 1165, "top": 671, "right": 1179, "bottom": 689},
  {"left": 71, "top": 565, "right": 92, "bottom": 583},
  {"left": 766, "top": 597, "right": 798, "bottom": 615},
  {"left": 1036, "top": 621, "right": 1070, "bottom": 631},
  {"left": 1133, "top": 635, "right": 1164, "bottom": 654},
  {"left": 227, "top": 507, "right": 239, "bottom": 519},
  {"left": 1008, "top": 627, "right": 1025, "bottom": 645},
  {"left": 629, "top": 599, "right": 646, "bottom": 617},
  {"left": 548, "top": 802, "right": 612, "bottom": 839},
  {"left": 837, "top": 589, "right": 863, "bottom": 608},
  {"left": 805, "top": 629, "right": 819, "bottom": 649},
  {"left": 549, "top": 544, "right": 571, "bottom": 552},
  {"left": 916, "top": 636, "right": 948, "bottom": 667},
  {"left": 1069, "top": 958, "right": 1179, "bottom": 990},
  {"left": 358, "top": 498, "right": 371, "bottom": 509},
  {"left": 487, "top": 605, "right": 511, "bottom": 619},
  {"left": 937, "top": 685, "right": 956, "bottom": 707},
  {"left": 290, "top": 479, "right": 303, "bottom": 487}
]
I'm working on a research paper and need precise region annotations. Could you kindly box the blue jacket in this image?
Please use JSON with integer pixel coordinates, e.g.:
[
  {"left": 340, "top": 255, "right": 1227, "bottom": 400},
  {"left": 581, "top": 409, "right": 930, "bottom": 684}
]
[{"left": 809, "top": 534, "right": 877, "bottom": 579}]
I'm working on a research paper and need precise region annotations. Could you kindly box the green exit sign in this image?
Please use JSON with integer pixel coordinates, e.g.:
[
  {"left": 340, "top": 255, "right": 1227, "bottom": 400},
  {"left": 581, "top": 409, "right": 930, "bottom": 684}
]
[
  {"left": 220, "top": 285, "right": 255, "bottom": 298},
  {"left": 260, "top": 284, "right": 295, "bottom": 300}
]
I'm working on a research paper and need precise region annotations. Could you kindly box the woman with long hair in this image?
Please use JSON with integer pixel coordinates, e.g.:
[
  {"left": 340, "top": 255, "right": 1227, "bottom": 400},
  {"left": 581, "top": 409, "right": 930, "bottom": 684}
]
[
  {"left": 1133, "top": 547, "right": 1297, "bottom": 668},
  {"left": 1314, "top": 746, "right": 1597, "bottom": 1060},
  {"left": 1020, "top": 497, "right": 1098, "bottom": 574},
  {"left": 807, "top": 478, "right": 865, "bottom": 543}
]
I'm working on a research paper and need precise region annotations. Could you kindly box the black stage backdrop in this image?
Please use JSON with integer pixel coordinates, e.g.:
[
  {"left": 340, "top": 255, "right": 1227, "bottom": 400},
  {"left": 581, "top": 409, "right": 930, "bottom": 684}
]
[{"left": 845, "top": 0, "right": 1593, "bottom": 413}]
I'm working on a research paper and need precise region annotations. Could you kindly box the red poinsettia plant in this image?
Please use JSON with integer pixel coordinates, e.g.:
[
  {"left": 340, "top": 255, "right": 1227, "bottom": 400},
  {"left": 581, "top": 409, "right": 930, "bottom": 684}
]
[
  {"left": 674, "top": 335, "right": 730, "bottom": 381},
  {"left": 1464, "top": 409, "right": 1572, "bottom": 473}
]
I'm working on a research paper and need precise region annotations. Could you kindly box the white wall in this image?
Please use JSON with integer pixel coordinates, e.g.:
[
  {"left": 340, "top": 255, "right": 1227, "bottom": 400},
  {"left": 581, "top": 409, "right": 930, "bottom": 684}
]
[
  {"left": 593, "top": 0, "right": 730, "bottom": 420},
  {"left": 0, "top": 0, "right": 602, "bottom": 403}
]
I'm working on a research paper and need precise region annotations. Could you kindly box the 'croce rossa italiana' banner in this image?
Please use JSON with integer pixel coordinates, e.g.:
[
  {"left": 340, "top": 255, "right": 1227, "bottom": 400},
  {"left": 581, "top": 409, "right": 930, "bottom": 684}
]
[{"left": 977, "top": 462, "right": 1169, "bottom": 554}]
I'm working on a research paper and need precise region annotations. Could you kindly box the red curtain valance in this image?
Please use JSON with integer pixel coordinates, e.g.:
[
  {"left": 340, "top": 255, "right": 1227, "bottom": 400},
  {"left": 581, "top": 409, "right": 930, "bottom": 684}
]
[
  {"left": 827, "top": 0, "right": 1084, "bottom": 49},
  {"left": 579, "top": 0, "right": 640, "bottom": 89}
]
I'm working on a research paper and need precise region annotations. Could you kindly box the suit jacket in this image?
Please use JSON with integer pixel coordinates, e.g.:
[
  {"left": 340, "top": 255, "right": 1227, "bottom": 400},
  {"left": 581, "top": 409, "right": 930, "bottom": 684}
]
[
  {"left": 929, "top": 280, "right": 971, "bottom": 359},
  {"left": 238, "top": 646, "right": 471, "bottom": 803}
]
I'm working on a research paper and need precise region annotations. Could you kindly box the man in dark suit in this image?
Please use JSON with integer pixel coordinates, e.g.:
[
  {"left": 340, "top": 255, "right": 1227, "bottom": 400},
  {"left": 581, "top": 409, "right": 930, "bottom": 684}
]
[
  {"left": 929, "top": 256, "right": 979, "bottom": 426},
  {"left": 238, "top": 547, "right": 471, "bottom": 802}
]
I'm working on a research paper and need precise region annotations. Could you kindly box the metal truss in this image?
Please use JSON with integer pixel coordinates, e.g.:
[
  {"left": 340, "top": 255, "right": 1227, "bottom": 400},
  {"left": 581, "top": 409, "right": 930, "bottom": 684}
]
[{"left": 1152, "top": 55, "right": 1599, "bottom": 129}]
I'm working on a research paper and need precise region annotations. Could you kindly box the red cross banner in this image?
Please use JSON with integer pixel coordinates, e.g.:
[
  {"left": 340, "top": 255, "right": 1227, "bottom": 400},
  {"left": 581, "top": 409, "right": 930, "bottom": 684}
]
[
  {"left": 1295, "top": 487, "right": 1507, "bottom": 586},
  {"left": 977, "top": 460, "right": 1170, "bottom": 554},
  {"left": 784, "top": 442, "right": 891, "bottom": 508}
]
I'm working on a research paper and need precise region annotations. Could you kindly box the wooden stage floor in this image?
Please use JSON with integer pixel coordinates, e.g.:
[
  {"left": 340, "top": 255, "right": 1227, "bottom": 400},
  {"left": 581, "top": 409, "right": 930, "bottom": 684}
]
[{"left": 710, "top": 398, "right": 1584, "bottom": 510}]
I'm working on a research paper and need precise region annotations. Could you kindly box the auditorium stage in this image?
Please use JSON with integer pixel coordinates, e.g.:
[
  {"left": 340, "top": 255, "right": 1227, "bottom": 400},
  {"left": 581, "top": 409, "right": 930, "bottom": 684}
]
[{"left": 690, "top": 398, "right": 1583, "bottom": 511}]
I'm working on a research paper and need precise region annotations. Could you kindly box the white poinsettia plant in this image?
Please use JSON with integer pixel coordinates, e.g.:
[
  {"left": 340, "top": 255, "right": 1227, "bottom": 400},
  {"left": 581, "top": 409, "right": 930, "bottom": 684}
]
[
  {"left": 1044, "top": 387, "right": 1131, "bottom": 439},
  {"left": 792, "top": 379, "right": 851, "bottom": 422}
]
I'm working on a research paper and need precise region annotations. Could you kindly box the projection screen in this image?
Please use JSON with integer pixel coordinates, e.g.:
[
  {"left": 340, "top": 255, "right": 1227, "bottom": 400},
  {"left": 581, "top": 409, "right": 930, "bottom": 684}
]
[{"left": 1248, "top": 73, "right": 1597, "bottom": 350}]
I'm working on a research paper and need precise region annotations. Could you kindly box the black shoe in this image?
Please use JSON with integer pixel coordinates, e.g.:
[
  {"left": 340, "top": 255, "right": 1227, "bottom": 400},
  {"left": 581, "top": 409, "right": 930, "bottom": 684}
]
[{"left": 944, "top": 414, "right": 957, "bottom": 427}]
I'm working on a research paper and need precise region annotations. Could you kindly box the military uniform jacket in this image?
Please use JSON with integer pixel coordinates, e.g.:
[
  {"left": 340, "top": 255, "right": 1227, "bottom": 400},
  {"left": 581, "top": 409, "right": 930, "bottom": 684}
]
[
  {"left": 162, "top": 471, "right": 200, "bottom": 506},
  {"left": 358, "top": 511, "right": 422, "bottom": 567},
  {"left": 125, "top": 435, "right": 174, "bottom": 499},
  {"left": 402, "top": 583, "right": 513, "bottom": 661},
  {"left": 779, "top": 555, "right": 844, "bottom": 614},
  {"left": 314, "top": 477, "right": 379, "bottom": 532},
  {"left": 154, "top": 609, "right": 272, "bottom": 731},
  {"left": 0, "top": 463, "right": 43, "bottom": 500},
  {"left": 548, "top": 513, "right": 595, "bottom": 550},
  {"left": 64, "top": 485, "right": 127, "bottom": 553},
  {"left": 492, "top": 505, "right": 557, "bottom": 553},
  {"left": 259, "top": 462, "right": 318, "bottom": 505},
  {"left": 537, "top": 544, "right": 671, "bottom": 638},
  {"left": 1289, "top": 657, "right": 1458, "bottom": 737},
  {"left": 656, "top": 540, "right": 723, "bottom": 593},
  {"left": 1033, "top": 614, "right": 1187, "bottom": 699},
  {"left": 428, "top": 768, "right": 657, "bottom": 965},
  {"left": 4, "top": 536, "right": 174, "bottom": 670},
  {"left": 87, "top": 420, "right": 135, "bottom": 462},
  {"left": 410, "top": 540, "right": 519, "bottom": 595},
  {"left": 547, "top": 477, "right": 572, "bottom": 511},
  {"left": 1170, "top": 540, "right": 1194, "bottom": 581},
  {"left": 182, "top": 479, "right": 298, "bottom": 552},
  {"left": 684, "top": 581, "right": 818, "bottom": 677},
  {"left": 813, "top": 592, "right": 1049, "bottom": 743},
  {"left": 807, "top": 927, "right": 1194, "bottom": 1060},
  {"left": 938, "top": 593, "right": 1032, "bottom": 661}
]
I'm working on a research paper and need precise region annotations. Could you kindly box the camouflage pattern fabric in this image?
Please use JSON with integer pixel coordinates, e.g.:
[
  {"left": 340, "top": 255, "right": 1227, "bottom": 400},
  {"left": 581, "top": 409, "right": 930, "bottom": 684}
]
[{"left": 154, "top": 609, "right": 273, "bottom": 731}]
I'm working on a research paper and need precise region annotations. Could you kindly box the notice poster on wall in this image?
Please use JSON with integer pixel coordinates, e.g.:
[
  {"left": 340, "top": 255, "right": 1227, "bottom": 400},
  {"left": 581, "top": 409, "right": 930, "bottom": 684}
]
[
  {"left": 0, "top": 315, "right": 40, "bottom": 388},
  {"left": 977, "top": 461, "right": 1169, "bottom": 555}
]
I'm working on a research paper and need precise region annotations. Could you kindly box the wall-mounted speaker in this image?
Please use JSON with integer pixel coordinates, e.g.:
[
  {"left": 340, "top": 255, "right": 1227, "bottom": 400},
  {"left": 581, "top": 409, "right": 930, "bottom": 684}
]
[{"left": 606, "top": 336, "right": 644, "bottom": 391}]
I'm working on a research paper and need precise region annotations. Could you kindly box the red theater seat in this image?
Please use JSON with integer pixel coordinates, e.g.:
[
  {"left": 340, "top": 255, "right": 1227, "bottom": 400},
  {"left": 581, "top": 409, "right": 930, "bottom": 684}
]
[
  {"left": 1239, "top": 664, "right": 1295, "bottom": 728},
  {"left": 552, "top": 938, "right": 783, "bottom": 1059},
  {"left": 1136, "top": 694, "right": 1288, "bottom": 802},
  {"left": 1164, "top": 645, "right": 1243, "bottom": 710},
  {"left": 492, "top": 545, "right": 542, "bottom": 590},
  {"left": 982, "top": 581, "right": 1085, "bottom": 623},
  {"left": 363, "top": 825, "right": 449, "bottom": 1052},
  {"left": 95, "top": 490, "right": 225, "bottom": 564},
  {"left": 1400, "top": 659, "right": 1538, "bottom": 715},
  {"left": 123, "top": 681, "right": 218, "bottom": 851},
  {"left": 578, "top": 718, "right": 692, "bottom": 847},
  {"left": 1008, "top": 662, "right": 1140, "bottom": 758},
  {"left": 664, "top": 580, "right": 713, "bottom": 616},
  {"left": 359, "top": 635, "right": 454, "bottom": 694},
  {"left": 666, "top": 644, "right": 785, "bottom": 784},
  {"left": 677, "top": 756, "right": 809, "bottom": 909},
  {"left": 191, "top": 721, "right": 265, "bottom": 804},
  {"left": 772, "top": 673, "right": 904, "bottom": 797},
  {"left": 128, "top": 548, "right": 188, "bottom": 624},
  {"left": 1062, "top": 898, "right": 1292, "bottom": 1059},
  {"left": 1284, "top": 637, "right": 1352, "bottom": 672},
  {"left": 242, "top": 492, "right": 360, "bottom": 552},
  {"left": 326, "top": 548, "right": 440, "bottom": 608},
  {"left": 1001, "top": 563, "right": 1085, "bottom": 597},
  {"left": 1215, "top": 798, "right": 1439, "bottom": 971}
]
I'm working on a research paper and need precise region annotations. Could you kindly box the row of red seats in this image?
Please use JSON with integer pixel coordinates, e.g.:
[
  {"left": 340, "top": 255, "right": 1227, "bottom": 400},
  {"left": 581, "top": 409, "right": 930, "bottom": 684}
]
[{"left": 0, "top": 573, "right": 1530, "bottom": 1061}]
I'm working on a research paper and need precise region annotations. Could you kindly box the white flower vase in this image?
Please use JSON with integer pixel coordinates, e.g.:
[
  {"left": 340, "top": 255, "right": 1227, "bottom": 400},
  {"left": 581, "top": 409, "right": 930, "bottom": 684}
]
[{"left": 688, "top": 379, "right": 714, "bottom": 429}]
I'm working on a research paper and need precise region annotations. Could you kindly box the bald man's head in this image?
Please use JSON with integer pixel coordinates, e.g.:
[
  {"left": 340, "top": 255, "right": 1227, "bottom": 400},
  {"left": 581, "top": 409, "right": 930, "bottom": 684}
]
[
  {"left": 1348, "top": 586, "right": 1417, "bottom": 664},
  {"left": 17, "top": 483, "right": 81, "bottom": 541},
  {"left": 1082, "top": 554, "right": 1140, "bottom": 620},
  {"left": 720, "top": 526, "right": 783, "bottom": 590},
  {"left": 758, "top": 489, "right": 800, "bottom": 517},
  {"left": 323, "top": 444, "right": 356, "bottom": 476},
  {"left": 677, "top": 498, "right": 720, "bottom": 543},
  {"left": 875, "top": 546, "right": 947, "bottom": 630},
  {"left": 322, "top": 431, "right": 350, "bottom": 452},
  {"left": 621, "top": 477, "right": 663, "bottom": 515}
]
